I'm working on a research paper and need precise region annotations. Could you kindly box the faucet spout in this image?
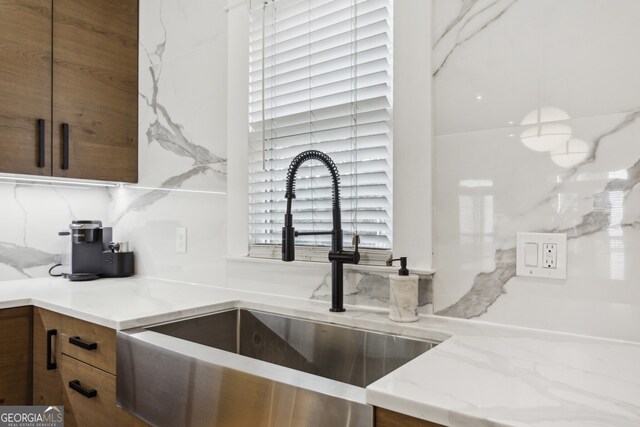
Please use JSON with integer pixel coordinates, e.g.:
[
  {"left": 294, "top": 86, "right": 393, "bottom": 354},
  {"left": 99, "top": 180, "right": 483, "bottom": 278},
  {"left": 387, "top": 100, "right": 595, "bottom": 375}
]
[{"left": 282, "top": 150, "right": 360, "bottom": 312}]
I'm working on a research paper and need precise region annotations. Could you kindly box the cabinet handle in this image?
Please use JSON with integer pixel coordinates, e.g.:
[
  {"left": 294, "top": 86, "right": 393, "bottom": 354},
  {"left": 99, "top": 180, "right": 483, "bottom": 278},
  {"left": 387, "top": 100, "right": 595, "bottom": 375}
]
[
  {"left": 68, "top": 380, "right": 97, "bottom": 398},
  {"left": 37, "top": 119, "right": 46, "bottom": 168},
  {"left": 62, "top": 123, "right": 69, "bottom": 170},
  {"left": 46, "top": 329, "right": 57, "bottom": 370},
  {"left": 69, "top": 336, "right": 98, "bottom": 350}
]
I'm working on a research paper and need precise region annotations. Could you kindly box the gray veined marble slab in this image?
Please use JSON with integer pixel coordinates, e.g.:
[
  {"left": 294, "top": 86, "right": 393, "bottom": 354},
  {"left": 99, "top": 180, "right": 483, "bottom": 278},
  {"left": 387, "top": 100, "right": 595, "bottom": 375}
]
[
  {"left": 107, "top": 0, "right": 229, "bottom": 284},
  {"left": 0, "top": 181, "right": 109, "bottom": 281},
  {"left": 432, "top": 0, "right": 640, "bottom": 342},
  {"left": 433, "top": 0, "right": 640, "bottom": 136},
  {"left": 434, "top": 109, "right": 640, "bottom": 340},
  {"left": 311, "top": 270, "right": 434, "bottom": 314}
]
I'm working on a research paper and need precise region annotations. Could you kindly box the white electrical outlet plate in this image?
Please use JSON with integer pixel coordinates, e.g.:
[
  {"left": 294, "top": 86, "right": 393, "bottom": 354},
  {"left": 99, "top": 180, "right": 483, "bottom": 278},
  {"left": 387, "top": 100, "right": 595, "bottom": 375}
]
[
  {"left": 176, "top": 227, "right": 187, "bottom": 253},
  {"left": 516, "top": 232, "right": 567, "bottom": 279},
  {"left": 543, "top": 243, "right": 557, "bottom": 269}
]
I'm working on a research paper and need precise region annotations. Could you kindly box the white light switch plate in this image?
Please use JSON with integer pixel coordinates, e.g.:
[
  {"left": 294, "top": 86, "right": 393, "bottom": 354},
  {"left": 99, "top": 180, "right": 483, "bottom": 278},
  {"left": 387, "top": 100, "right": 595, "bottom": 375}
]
[
  {"left": 176, "top": 227, "right": 187, "bottom": 253},
  {"left": 516, "top": 232, "right": 567, "bottom": 279}
]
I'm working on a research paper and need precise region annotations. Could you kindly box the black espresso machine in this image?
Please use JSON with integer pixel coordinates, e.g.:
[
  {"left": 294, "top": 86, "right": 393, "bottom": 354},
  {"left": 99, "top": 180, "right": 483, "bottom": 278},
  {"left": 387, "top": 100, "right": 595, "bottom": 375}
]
[{"left": 64, "top": 220, "right": 134, "bottom": 281}]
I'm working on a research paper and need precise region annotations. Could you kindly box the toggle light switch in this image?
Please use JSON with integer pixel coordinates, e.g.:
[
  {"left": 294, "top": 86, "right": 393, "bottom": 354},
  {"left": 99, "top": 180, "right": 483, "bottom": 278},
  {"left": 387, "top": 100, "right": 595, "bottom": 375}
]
[{"left": 524, "top": 242, "right": 538, "bottom": 267}]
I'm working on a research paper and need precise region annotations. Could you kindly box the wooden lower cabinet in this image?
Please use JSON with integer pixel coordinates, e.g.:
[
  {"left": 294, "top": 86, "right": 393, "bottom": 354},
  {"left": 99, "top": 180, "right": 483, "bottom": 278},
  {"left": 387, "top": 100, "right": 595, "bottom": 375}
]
[
  {"left": 32, "top": 308, "right": 148, "bottom": 426},
  {"left": 376, "top": 407, "right": 445, "bottom": 427},
  {"left": 33, "top": 307, "right": 63, "bottom": 406},
  {"left": 0, "top": 306, "right": 33, "bottom": 405},
  {"left": 61, "top": 354, "right": 116, "bottom": 427}
]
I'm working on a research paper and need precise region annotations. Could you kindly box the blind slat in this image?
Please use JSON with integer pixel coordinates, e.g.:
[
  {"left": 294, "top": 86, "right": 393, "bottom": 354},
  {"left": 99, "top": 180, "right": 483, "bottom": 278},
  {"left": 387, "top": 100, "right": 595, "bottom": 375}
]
[{"left": 249, "top": 0, "right": 393, "bottom": 251}]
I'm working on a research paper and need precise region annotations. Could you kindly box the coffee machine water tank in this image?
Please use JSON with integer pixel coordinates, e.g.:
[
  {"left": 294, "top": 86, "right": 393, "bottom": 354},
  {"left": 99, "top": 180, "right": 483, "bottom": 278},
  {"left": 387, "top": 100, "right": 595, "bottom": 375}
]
[{"left": 58, "top": 231, "right": 71, "bottom": 276}]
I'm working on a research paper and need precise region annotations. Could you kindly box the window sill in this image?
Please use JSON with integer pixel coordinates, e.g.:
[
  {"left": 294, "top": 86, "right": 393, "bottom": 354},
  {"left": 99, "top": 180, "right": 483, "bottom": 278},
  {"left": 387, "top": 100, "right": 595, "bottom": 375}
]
[{"left": 223, "top": 255, "right": 435, "bottom": 276}]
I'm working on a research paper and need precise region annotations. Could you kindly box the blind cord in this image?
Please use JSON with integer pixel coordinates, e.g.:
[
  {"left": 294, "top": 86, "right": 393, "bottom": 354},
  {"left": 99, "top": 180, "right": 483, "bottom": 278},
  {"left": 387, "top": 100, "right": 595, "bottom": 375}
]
[{"left": 261, "top": 1, "right": 267, "bottom": 171}]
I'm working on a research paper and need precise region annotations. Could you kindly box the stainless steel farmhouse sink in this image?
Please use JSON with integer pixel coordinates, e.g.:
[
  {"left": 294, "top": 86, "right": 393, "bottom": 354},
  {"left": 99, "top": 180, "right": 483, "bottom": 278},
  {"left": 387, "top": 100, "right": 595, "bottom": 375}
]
[{"left": 117, "top": 309, "right": 437, "bottom": 427}]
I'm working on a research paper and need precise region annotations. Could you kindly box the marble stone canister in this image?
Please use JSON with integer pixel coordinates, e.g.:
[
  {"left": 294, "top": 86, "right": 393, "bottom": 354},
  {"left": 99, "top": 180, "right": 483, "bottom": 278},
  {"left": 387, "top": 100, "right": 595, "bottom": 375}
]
[{"left": 389, "top": 273, "right": 419, "bottom": 322}]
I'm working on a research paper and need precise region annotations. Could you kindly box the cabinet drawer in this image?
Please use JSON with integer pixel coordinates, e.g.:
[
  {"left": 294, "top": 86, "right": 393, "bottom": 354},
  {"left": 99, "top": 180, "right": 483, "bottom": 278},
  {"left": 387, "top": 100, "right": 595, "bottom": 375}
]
[
  {"left": 60, "top": 316, "right": 115, "bottom": 375},
  {"left": 61, "top": 354, "right": 115, "bottom": 427}
]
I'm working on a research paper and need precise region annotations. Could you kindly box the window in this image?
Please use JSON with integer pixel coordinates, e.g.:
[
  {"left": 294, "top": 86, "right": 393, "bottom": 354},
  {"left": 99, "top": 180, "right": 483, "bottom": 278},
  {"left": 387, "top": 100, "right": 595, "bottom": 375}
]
[{"left": 248, "top": 0, "right": 393, "bottom": 263}]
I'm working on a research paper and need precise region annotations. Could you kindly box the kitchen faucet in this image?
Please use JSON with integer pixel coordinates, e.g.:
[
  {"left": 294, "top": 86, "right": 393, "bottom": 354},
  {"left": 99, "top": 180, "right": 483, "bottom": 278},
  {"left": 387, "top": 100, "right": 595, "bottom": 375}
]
[{"left": 282, "top": 150, "right": 360, "bottom": 312}]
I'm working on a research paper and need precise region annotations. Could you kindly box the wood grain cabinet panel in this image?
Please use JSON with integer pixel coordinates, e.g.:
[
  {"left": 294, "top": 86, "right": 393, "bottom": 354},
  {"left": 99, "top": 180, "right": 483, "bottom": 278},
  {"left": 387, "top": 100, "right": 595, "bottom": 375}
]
[
  {"left": 32, "top": 308, "right": 148, "bottom": 426},
  {"left": 0, "top": 0, "right": 52, "bottom": 176},
  {"left": 52, "top": 0, "right": 138, "bottom": 182},
  {"left": 376, "top": 407, "right": 446, "bottom": 427},
  {"left": 60, "top": 314, "right": 116, "bottom": 375},
  {"left": 0, "top": 306, "right": 33, "bottom": 405},
  {"left": 0, "top": 0, "right": 138, "bottom": 182},
  {"left": 32, "top": 307, "right": 64, "bottom": 406},
  {"left": 61, "top": 354, "right": 116, "bottom": 427}
]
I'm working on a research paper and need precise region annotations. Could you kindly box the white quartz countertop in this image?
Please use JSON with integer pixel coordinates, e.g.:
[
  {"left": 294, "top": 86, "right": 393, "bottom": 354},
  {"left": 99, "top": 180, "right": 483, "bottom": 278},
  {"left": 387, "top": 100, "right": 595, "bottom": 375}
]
[{"left": 1, "top": 276, "right": 639, "bottom": 426}]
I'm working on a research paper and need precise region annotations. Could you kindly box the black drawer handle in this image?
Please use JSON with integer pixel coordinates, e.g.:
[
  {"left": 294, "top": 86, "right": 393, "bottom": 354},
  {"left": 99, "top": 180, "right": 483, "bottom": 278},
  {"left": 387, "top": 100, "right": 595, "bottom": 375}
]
[
  {"left": 69, "top": 380, "right": 97, "bottom": 398},
  {"left": 37, "top": 119, "right": 46, "bottom": 168},
  {"left": 62, "top": 123, "right": 69, "bottom": 170},
  {"left": 46, "top": 329, "right": 57, "bottom": 370},
  {"left": 69, "top": 336, "right": 97, "bottom": 350}
]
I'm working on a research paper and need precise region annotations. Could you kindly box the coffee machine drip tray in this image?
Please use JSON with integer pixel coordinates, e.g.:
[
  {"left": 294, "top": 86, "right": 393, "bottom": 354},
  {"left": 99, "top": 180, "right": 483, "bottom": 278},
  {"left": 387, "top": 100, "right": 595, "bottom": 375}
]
[{"left": 63, "top": 272, "right": 101, "bottom": 281}]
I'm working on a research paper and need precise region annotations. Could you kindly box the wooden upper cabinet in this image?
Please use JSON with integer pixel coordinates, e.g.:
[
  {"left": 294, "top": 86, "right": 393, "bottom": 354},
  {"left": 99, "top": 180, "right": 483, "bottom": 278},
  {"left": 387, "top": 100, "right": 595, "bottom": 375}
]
[
  {"left": 52, "top": 0, "right": 138, "bottom": 182},
  {"left": 0, "top": 0, "right": 52, "bottom": 176},
  {"left": 0, "top": 0, "right": 138, "bottom": 182}
]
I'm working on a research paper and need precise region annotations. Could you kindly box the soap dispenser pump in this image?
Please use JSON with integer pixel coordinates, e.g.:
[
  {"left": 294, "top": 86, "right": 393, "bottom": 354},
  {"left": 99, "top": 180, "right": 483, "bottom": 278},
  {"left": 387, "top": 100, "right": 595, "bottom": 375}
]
[{"left": 386, "top": 257, "right": 419, "bottom": 322}]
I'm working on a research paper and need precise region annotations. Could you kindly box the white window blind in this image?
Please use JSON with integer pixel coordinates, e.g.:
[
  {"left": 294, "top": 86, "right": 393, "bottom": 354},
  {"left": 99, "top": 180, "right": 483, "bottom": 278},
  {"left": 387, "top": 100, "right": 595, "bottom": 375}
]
[{"left": 248, "top": 0, "right": 393, "bottom": 262}]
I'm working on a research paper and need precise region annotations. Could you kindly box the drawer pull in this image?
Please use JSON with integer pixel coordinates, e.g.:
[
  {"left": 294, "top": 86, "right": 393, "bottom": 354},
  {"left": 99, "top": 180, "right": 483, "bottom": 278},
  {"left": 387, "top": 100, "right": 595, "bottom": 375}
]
[
  {"left": 46, "top": 329, "right": 57, "bottom": 370},
  {"left": 69, "top": 380, "right": 97, "bottom": 398},
  {"left": 69, "top": 336, "right": 98, "bottom": 350}
]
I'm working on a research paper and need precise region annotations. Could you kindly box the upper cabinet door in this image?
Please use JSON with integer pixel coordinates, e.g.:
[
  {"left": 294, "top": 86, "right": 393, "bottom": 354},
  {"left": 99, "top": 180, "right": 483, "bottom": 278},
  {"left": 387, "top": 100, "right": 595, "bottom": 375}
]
[
  {"left": 52, "top": 0, "right": 138, "bottom": 183},
  {"left": 0, "top": 0, "right": 52, "bottom": 176}
]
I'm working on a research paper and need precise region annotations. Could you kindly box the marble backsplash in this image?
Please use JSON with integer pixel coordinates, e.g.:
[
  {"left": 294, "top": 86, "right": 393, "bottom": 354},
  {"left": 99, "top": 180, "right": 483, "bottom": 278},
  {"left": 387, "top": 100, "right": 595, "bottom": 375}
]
[
  {"left": 0, "top": 0, "right": 229, "bottom": 285},
  {"left": 433, "top": 0, "right": 640, "bottom": 341},
  {"left": 0, "top": 181, "right": 109, "bottom": 280},
  {"left": 311, "top": 270, "right": 433, "bottom": 313},
  {"left": 225, "top": 258, "right": 434, "bottom": 314},
  {"left": 109, "top": 0, "right": 229, "bottom": 285}
]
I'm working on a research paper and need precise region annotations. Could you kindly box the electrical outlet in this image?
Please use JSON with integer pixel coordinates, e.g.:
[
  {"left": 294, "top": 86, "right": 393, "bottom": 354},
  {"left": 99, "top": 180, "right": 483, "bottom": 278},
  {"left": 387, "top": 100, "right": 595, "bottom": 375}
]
[
  {"left": 543, "top": 243, "right": 557, "bottom": 269},
  {"left": 176, "top": 227, "right": 187, "bottom": 253},
  {"left": 516, "top": 232, "right": 567, "bottom": 279}
]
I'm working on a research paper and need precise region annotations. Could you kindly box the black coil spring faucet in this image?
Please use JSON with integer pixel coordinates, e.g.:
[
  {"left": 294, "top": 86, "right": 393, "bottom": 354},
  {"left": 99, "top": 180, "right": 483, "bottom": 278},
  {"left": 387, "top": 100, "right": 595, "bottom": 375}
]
[{"left": 282, "top": 150, "right": 360, "bottom": 312}]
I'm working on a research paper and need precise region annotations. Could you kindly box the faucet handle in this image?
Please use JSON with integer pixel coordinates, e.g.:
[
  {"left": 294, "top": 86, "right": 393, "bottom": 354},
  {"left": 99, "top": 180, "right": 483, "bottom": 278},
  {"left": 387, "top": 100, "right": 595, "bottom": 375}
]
[{"left": 351, "top": 234, "right": 361, "bottom": 265}]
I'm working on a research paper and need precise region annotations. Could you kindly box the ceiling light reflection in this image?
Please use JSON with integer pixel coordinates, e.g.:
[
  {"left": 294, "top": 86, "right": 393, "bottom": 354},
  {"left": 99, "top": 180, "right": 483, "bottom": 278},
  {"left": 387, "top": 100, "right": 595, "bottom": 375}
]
[
  {"left": 550, "top": 138, "right": 589, "bottom": 168},
  {"left": 520, "top": 107, "right": 572, "bottom": 152}
]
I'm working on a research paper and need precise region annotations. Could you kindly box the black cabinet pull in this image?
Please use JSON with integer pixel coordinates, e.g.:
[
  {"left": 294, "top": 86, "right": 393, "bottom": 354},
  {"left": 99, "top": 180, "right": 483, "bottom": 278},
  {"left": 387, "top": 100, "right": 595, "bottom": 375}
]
[
  {"left": 69, "top": 336, "right": 97, "bottom": 350},
  {"left": 68, "top": 380, "right": 97, "bottom": 398},
  {"left": 46, "top": 329, "right": 57, "bottom": 370},
  {"left": 62, "top": 123, "right": 69, "bottom": 170},
  {"left": 37, "top": 119, "right": 45, "bottom": 168}
]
